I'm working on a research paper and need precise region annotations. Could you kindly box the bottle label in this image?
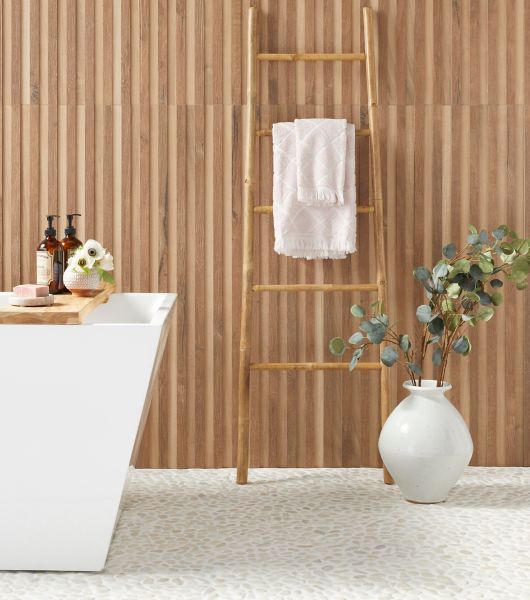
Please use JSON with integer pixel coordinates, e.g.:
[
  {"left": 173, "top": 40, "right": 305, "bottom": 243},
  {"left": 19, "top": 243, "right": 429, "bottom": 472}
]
[{"left": 36, "top": 250, "right": 53, "bottom": 285}]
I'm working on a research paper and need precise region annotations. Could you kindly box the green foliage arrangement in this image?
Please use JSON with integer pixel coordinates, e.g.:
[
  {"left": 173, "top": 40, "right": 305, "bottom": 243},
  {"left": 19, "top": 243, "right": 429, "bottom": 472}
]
[{"left": 329, "top": 225, "right": 530, "bottom": 387}]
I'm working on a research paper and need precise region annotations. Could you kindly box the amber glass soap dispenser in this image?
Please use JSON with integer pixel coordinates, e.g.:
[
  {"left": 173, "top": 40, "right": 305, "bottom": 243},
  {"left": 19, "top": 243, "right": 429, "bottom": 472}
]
[
  {"left": 61, "top": 213, "right": 83, "bottom": 265},
  {"left": 36, "top": 215, "right": 65, "bottom": 294}
]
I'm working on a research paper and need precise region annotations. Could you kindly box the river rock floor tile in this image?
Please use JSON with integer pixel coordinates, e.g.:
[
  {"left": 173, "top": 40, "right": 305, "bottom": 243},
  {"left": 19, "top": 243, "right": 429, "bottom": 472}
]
[{"left": 0, "top": 467, "right": 529, "bottom": 599}]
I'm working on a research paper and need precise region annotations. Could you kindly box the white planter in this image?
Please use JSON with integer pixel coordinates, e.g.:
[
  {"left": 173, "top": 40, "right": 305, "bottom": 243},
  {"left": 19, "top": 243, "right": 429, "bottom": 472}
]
[
  {"left": 0, "top": 292, "right": 176, "bottom": 571},
  {"left": 63, "top": 266, "right": 101, "bottom": 296},
  {"left": 378, "top": 380, "right": 473, "bottom": 504}
]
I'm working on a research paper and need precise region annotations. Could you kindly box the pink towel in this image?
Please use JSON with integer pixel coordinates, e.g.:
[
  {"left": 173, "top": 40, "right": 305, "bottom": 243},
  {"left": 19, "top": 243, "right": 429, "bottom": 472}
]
[
  {"left": 272, "top": 122, "right": 357, "bottom": 260},
  {"left": 295, "top": 118, "right": 349, "bottom": 206}
]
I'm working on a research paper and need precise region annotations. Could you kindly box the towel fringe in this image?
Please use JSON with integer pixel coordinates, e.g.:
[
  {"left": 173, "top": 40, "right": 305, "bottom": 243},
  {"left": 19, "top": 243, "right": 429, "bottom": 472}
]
[
  {"left": 297, "top": 187, "right": 345, "bottom": 206},
  {"left": 274, "top": 237, "right": 356, "bottom": 260}
]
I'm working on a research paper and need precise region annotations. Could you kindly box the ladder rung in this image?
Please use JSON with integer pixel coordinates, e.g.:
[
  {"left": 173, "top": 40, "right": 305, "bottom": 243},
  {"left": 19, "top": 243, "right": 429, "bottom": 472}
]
[
  {"left": 257, "top": 128, "right": 370, "bottom": 137},
  {"left": 257, "top": 53, "right": 366, "bottom": 62},
  {"left": 254, "top": 205, "right": 375, "bottom": 215},
  {"left": 250, "top": 362, "right": 382, "bottom": 371},
  {"left": 253, "top": 283, "right": 378, "bottom": 292}
]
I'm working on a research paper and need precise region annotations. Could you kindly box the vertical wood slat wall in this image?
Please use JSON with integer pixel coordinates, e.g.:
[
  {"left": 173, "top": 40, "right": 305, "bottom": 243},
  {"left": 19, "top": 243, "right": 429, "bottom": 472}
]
[{"left": 0, "top": 0, "right": 528, "bottom": 468}]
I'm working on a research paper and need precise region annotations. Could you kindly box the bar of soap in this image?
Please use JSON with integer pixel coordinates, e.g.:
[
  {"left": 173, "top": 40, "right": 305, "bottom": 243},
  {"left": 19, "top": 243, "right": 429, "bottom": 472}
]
[{"left": 13, "top": 284, "right": 49, "bottom": 298}]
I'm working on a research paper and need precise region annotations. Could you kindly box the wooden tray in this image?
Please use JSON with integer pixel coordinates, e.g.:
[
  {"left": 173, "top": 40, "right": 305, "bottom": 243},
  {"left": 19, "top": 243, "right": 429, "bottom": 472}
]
[{"left": 0, "top": 285, "right": 115, "bottom": 325}]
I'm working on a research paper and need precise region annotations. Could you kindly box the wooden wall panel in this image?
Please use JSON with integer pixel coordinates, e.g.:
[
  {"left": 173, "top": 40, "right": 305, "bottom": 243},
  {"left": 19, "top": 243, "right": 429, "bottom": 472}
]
[{"left": 0, "top": 0, "right": 529, "bottom": 468}]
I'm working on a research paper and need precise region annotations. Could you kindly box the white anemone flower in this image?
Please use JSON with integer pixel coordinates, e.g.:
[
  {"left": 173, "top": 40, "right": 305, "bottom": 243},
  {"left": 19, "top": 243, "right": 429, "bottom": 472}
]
[
  {"left": 98, "top": 253, "right": 114, "bottom": 271},
  {"left": 69, "top": 248, "right": 95, "bottom": 272},
  {"left": 84, "top": 239, "right": 106, "bottom": 261}
]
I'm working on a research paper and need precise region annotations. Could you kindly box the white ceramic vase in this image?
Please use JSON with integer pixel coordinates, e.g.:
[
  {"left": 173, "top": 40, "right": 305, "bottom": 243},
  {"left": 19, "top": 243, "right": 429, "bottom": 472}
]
[
  {"left": 63, "top": 266, "right": 101, "bottom": 296},
  {"left": 378, "top": 380, "right": 473, "bottom": 504}
]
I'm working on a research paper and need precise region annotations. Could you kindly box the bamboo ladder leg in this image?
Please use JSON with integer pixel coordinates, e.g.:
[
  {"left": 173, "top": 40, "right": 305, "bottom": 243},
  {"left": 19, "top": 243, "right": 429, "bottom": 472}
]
[
  {"left": 236, "top": 6, "right": 258, "bottom": 485},
  {"left": 363, "top": 7, "right": 394, "bottom": 485}
]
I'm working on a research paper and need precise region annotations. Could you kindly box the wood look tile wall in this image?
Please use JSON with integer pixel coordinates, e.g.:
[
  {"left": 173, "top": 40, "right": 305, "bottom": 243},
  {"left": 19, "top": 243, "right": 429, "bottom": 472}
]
[{"left": 1, "top": 0, "right": 528, "bottom": 467}]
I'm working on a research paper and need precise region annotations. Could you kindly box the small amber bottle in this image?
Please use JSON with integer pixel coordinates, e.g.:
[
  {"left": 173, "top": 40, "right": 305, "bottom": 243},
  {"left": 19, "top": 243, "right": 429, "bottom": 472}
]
[
  {"left": 61, "top": 213, "right": 83, "bottom": 267},
  {"left": 36, "top": 215, "right": 65, "bottom": 294}
]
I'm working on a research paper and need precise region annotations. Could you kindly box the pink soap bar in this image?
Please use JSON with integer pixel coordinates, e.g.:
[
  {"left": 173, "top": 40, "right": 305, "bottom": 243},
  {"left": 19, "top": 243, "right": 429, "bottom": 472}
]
[{"left": 13, "top": 284, "right": 49, "bottom": 298}]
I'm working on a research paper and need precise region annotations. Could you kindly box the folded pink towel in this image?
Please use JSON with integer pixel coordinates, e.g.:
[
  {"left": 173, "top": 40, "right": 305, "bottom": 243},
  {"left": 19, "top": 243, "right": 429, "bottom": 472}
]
[
  {"left": 273, "top": 122, "right": 356, "bottom": 260},
  {"left": 294, "top": 118, "right": 349, "bottom": 206}
]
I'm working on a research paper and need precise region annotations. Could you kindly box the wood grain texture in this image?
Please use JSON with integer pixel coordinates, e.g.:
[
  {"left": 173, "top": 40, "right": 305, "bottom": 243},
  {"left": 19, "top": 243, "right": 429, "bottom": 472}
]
[
  {"left": 0, "top": 285, "right": 114, "bottom": 324},
  {"left": 0, "top": 0, "right": 528, "bottom": 467}
]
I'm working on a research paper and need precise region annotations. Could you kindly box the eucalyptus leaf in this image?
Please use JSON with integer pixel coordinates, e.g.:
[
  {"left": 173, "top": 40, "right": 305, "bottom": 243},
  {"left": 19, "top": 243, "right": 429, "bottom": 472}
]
[
  {"left": 381, "top": 346, "right": 399, "bottom": 367},
  {"left": 477, "top": 291, "right": 492, "bottom": 305},
  {"left": 468, "top": 224, "right": 478, "bottom": 235},
  {"left": 470, "top": 264, "right": 486, "bottom": 281},
  {"left": 452, "top": 259, "right": 471, "bottom": 275},
  {"left": 349, "top": 348, "right": 364, "bottom": 372},
  {"left": 426, "top": 335, "right": 440, "bottom": 345},
  {"left": 490, "top": 291, "right": 503, "bottom": 306},
  {"left": 467, "top": 233, "right": 480, "bottom": 245},
  {"left": 433, "top": 261, "right": 449, "bottom": 278},
  {"left": 478, "top": 256, "right": 494, "bottom": 274},
  {"left": 441, "top": 298, "right": 454, "bottom": 313},
  {"left": 490, "top": 278, "right": 503, "bottom": 288},
  {"left": 434, "top": 279, "right": 445, "bottom": 294},
  {"left": 348, "top": 354, "right": 359, "bottom": 372},
  {"left": 432, "top": 347, "right": 443, "bottom": 367},
  {"left": 492, "top": 225, "right": 508, "bottom": 240},
  {"left": 350, "top": 304, "right": 365, "bottom": 318},
  {"left": 460, "top": 275, "right": 477, "bottom": 291},
  {"left": 348, "top": 332, "right": 364, "bottom": 345},
  {"left": 446, "top": 283, "right": 460, "bottom": 299},
  {"left": 511, "top": 256, "right": 530, "bottom": 281},
  {"left": 511, "top": 239, "right": 530, "bottom": 254},
  {"left": 476, "top": 306, "right": 495, "bottom": 322},
  {"left": 359, "top": 320, "right": 375, "bottom": 333},
  {"left": 464, "top": 291, "right": 480, "bottom": 303},
  {"left": 407, "top": 362, "right": 422, "bottom": 376},
  {"left": 428, "top": 316, "right": 444, "bottom": 336},
  {"left": 447, "top": 313, "right": 461, "bottom": 331},
  {"left": 479, "top": 229, "right": 489, "bottom": 244},
  {"left": 399, "top": 334, "right": 410, "bottom": 352},
  {"left": 416, "top": 304, "right": 433, "bottom": 323},
  {"left": 329, "top": 337, "right": 346, "bottom": 357},
  {"left": 367, "top": 323, "right": 386, "bottom": 344},
  {"left": 413, "top": 266, "right": 431, "bottom": 282},
  {"left": 453, "top": 336, "right": 470, "bottom": 355},
  {"left": 442, "top": 243, "right": 457, "bottom": 259}
]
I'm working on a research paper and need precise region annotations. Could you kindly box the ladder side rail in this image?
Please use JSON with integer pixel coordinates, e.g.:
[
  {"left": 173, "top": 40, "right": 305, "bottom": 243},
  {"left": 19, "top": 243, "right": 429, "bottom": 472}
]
[
  {"left": 236, "top": 6, "right": 258, "bottom": 485},
  {"left": 363, "top": 7, "right": 393, "bottom": 485}
]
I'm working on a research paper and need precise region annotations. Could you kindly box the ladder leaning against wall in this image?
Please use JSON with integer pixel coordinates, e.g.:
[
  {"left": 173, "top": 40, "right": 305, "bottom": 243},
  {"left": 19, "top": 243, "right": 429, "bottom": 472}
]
[{"left": 236, "top": 5, "right": 392, "bottom": 485}]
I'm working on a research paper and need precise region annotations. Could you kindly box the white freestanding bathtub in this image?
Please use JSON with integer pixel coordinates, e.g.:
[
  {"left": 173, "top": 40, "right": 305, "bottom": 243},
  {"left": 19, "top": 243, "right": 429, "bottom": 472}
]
[{"left": 0, "top": 292, "right": 176, "bottom": 571}]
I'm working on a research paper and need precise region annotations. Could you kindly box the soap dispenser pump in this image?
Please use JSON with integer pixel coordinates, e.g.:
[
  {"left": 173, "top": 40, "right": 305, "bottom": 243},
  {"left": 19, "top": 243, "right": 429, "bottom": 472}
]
[
  {"left": 61, "top": 213, "right": 83, "bottom": 264},
  {"left": 36, "top": 215, "right": 65, "bottom": 294}
]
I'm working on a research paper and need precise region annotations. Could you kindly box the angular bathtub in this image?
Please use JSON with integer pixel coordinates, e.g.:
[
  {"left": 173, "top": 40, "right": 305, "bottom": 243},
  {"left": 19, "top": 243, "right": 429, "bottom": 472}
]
[{"left": 0, "top": 292, "right": 176, "bottom": 571}]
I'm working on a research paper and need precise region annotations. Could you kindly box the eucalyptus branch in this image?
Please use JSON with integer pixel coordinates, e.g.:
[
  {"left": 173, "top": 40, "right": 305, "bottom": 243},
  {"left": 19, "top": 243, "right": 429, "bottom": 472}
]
[{"left": 330, "top": 224, "right": 530, "bottom": 388}]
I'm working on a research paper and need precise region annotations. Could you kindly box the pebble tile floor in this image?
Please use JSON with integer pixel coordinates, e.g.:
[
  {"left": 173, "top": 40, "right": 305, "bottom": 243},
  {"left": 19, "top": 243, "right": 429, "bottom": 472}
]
[{"left": 0, "top": 467, "right": 529, "bottom": 600}]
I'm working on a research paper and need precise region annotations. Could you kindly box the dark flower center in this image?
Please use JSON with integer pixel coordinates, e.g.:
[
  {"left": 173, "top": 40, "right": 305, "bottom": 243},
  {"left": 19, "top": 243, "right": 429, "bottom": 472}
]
[
  {"left": 87, "top": 248, "right": 97, "bottom": 257},
  {"left": 78, "top": 258, "right": 87, "bottom": 267}
]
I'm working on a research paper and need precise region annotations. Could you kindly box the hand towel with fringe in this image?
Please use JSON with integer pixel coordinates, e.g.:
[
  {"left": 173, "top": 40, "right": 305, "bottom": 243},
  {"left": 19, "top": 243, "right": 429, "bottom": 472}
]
[
  {"left": 272, "top": 121, "right": 356, "bottom": 260},
  {"left": 294, "top": 118, "right": 348, "bottom": 206}
]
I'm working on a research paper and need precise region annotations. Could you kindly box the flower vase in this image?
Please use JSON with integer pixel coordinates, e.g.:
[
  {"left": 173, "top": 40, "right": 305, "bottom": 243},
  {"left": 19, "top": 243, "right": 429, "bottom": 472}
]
[
  {"left": 63, "top": 267, "right": 101, "bottom": 297},
  {"left": 378, "top": 380, "right": 473, "bottom": 504}
]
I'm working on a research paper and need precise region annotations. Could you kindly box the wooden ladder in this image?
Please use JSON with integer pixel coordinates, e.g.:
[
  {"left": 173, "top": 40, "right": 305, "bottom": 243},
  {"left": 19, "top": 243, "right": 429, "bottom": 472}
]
[{"left": 236, "top": 5, "right": 392, "bottom": 485}]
